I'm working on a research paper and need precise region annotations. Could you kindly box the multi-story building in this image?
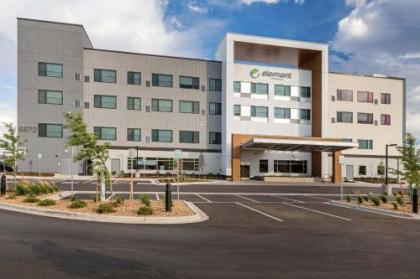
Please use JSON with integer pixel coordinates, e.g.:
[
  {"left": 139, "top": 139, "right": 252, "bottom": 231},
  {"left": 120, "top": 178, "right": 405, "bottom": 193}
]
[{"left": 17, "top": 18, "right": 405, "bottom": 182}]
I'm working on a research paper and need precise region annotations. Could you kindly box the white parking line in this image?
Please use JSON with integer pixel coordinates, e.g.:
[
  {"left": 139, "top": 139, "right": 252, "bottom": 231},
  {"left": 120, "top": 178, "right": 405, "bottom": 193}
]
[
  {"left": 234, "top": 194, "right": 261, "bottom": 203},
  {"left": 196, "top": 194, "right": 213, "bottom": 203},
  {"left": 283, "top": 202, "right": 351, "bottom": 222},
  {"left": 236, "top": 202, "right": 283, "bottom": 222},
  {"left": 155, "top": 193, "right": 160, "bottom": 200},
  {"left": 271, "top": 195, "right": 305, "bottom": 203}
]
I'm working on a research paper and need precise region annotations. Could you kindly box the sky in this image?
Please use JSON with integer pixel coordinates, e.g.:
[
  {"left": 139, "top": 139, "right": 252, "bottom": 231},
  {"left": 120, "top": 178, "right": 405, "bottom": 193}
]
[{"left": 0, "top": 0, "right": 419, "bottom": 142}]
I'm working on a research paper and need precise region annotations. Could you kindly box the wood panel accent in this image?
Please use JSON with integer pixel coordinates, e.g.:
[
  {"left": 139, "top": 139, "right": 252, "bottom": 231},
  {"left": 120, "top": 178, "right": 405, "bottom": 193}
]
[{"left": 332, "top": 151, "right": 342, "bottom": 184}]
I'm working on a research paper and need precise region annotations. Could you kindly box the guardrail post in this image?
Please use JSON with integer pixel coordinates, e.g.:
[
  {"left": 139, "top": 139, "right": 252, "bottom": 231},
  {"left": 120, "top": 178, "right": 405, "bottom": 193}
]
[
  {"left": 0, "top": 175, "right": 6, "bottom": 196},
  {"left": 413, "top": 188, "right": 418, "bottom": 214}
]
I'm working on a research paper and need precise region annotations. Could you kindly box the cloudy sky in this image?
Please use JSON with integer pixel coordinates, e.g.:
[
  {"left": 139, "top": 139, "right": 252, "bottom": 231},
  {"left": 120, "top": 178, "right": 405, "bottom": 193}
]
[{"left": 0, "top": 0, "right": 419, "bottom": 140}]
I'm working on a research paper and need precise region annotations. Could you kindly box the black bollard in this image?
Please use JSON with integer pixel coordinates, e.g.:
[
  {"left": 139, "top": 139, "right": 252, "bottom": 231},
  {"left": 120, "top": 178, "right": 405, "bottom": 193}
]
[
  {"left": 165, "top": 182, "right": 172, "bottom": 212},
  {"left": 413, "top": 188, "right": 418, "bottom": 214},
  {"left": 0, "top": 175, "right": 6, "bottom": 196}
]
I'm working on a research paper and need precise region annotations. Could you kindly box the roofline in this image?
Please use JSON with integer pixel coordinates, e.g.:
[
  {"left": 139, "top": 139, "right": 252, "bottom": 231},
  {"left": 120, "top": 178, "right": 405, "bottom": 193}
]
[
  {"left": 329, "top": 71, "right": 405, "bottom": 81},
  {"left": 17, "top": 17, "right": 93, "bottom": 48},
  {"left": 83, "top": 48, "right": 222, "bottom": 63}
]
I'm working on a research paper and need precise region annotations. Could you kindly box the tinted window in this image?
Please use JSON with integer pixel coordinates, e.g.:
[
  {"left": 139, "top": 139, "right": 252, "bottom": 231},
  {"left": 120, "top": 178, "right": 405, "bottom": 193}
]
[
  {"left": 179, "top": 76, "right": 199, "bottom": 89},
  {"left": 94, "top": 95, "right": 117, "bottom": 109},
  {"left": 38, "top": 123, "right": 63, "bottom": 138},
  {"left": 38, "top": 90, "right": 63, "bottom": 105},
  {"left": 38, "top": 63, "right": 63, "bottom": 78},
  {"left": 127, "top": 71, "right": 141, "bottom": 85},
  {"left": 94, "top": 69, "right": 116, "bottom": 83},
  {"left": 152, "top": 99, "right": 173, "bottom": 112},
  {"left": 152, "top": 74, "right": 173, "bottom": 87}
]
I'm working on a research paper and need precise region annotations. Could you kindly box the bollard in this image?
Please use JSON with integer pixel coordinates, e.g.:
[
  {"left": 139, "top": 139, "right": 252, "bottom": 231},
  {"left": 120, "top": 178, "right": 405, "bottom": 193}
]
[
  {"left": 165, "top": 182, "right": 172, "bottom": 212},
  {"left": 413, "top": 188, "right": 418, "bottom": 214},
  {"left": 0, "top": 175, "right": 5, "bottom": 195}
]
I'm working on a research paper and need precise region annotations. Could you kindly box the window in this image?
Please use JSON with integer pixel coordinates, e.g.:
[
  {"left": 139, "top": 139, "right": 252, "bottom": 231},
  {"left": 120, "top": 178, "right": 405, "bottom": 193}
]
[
  {"left": 94, "top": 69, "right": 116, "bottom": 83},
  {"left": 233, "top": 105, "right": 241, "bottom": 116},
  {"left": 251, "top": 106, "right": 268, "bottom": 118},
  {"left": 300, "top": 109, "right": 311, "bottom": 120},
  {"left": 337, "top": 111, "right": 353, "bottom": 123},
  {"left": 38, "top": 123, "right": 63, "bottom": 138},
  {"left": 259, "top": 160, "right": 268, "bottom": 173},
  {"left": 127, "top": 128, "right": 141, "bottom": 141},
  {"left": 357, "top": 91, "right": 374, "bottom": 103},
  {"left": 358, "top": 139, "right": 373, "bottom": 150},
  {"left": 179, "top": 131, "right": 199, "bottom": 143},
  {"left": 274, "top": 160, "right": 307, "bottom": 174},
  {"left": 381, "top": 114, "right": 391, "bottom": 125},
  {"left": 179, "top": 101, "right": 199, "bottom": 114},
  {"left": 127, "top": 71, "right": 141, "bottom": 85},
  {"left": 209, "top": 79, "right": 222, "bottom": 91},
  {"left": 38, "top": 62, "right": 63, "bottom": 78},
  {"left": 274, "top": 107, "right": 291, "bottom": 119},
  {"left": 251, "top": 83, "right": 268, "bottom": 95},
  {"left": 357, "top": 113, "right": 374, "bottom": 124},
  {"left": 94, "top": 127, "right": 117, "bottom": 141},
  {"left": 179, "top": 76, "right": 199, "bottom": 89},
  {"left": 381, "top": 93, "right": 391, "bottom": 104},
  {"left": 152, "top": 99, "right": 173, "bottom": 112},
  {"left": 94, "top": 95, "right": 117, "bottom": 109},
  {"left": 152, "top": 129, "right": 173, "bottom": 142},
  {"left": 127, "top": 97, "right": 141, "bottom": 111},
  {"left": 38, "top": 90, "right": 63, "bottom": 105},
  {"left": 152, "top": 73, "right": 173, "bottom": 87},
  {"left": 233, "top": 81, "right": 241, "bottom": 93},
  {"left": 359, "top": 166, "right": 367, "bottom": 176},
  {"left": 341, "top": 138, "right": 353, "bottom": 143},
  {"left": 300, "top": 87, "right": 311, "bottom": 98},
  {"left": 209, "top": 102, "right": 221, "bottom": 115},
  {"left": 182, "top": 158, "right": 199, "bottom": 171},
  {"left": 209, "top": 132, "right": 221, "bottom": 144},
  {"left": 274, "top": 85, "right": 291, "bottom": 96},
  {"left": 337, "top": 89, "right": 353, "bottom": 101}
]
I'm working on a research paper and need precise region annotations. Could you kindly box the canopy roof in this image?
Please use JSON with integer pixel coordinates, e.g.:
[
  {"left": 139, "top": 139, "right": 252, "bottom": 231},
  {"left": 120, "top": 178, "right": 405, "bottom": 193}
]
[{"left": 241, "top": 138, "right": 357, "bottom": 152}]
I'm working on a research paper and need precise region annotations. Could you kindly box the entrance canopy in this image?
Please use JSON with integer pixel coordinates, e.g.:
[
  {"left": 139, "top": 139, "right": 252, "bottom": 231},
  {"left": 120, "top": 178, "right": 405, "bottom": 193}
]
[{"left": 241, "top": 138, "right": 357, "bottom": 152}]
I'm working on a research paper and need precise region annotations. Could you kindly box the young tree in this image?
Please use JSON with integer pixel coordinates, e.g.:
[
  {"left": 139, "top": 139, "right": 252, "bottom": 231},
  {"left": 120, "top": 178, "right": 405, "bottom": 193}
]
[
  {"left": 64, "top": 113, "right": 112, "bottom": 201},
  {"left": 397, "top": 133, "right": 420, "bottom": 192},
  {"left": 0, "top": 122, "right": 26, "bottom": 190}
]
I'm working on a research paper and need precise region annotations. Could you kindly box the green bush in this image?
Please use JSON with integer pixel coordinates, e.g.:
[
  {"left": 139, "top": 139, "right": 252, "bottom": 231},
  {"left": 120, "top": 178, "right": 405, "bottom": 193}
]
[
  {"left": 371, "top": 197, "right": 381, "bottom": 206},
  {"left": 6, "top": 194, "right": 17, "bottom": 200},
  {"left": 137, "top": 206, "right": 153, "bottom": 215},
  {"left": 357, "top": 196, "right": 363, "bottom": 204},
  {"left": 24, "top": 196, "right": 40, "bottom": 203},
  {"left": 28, "top": 183, "right": 42, "bottom": 196},
  {"left": 396, "top": 196, "right": 404, "bottom": 206},
  {"left": 15, "top": 182, "right": 30, "bottom": 196},
  {"left": 96, "top": 203, "right": 115, "bottom": 214},
  {"left": 397, "top": 191, "right": 403, "bottom": 196},
  {"left": 383, "top": 191, "right": 388, "bottom": 196},
  {"left": 141, "top": 195, "right": 150, "bottom": 207},
  {"left": 112, "top": 194, "right": 125, "bottom": 206},
  {"left": 392, "top": 202, "right": 398, "bottom": 210},
  {"left": 345, "top": 196, "right": 351, "bottom": 202},
  {"left": 363, "top": 196, "right": 369, "bottom": 202},
  {"left": 69, "top": 199, "right": 87, "bottom": 209},
  {"left": 38, "top": 199, "right": 56, "bottom": 206},
  {"left": 380, "top": 195, "right": 388, "bottom": 203}
]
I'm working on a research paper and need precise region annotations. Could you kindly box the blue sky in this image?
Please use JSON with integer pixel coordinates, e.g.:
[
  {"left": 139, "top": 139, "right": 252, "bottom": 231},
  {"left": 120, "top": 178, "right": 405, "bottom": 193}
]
[{"left": 0, "top": 0, "right": 419, "bottom": 141}]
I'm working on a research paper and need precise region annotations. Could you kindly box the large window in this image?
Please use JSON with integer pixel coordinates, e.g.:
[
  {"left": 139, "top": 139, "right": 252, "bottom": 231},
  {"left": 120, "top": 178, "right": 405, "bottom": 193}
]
[
  {"left": 337, "top": 111, "right": 353, "bottom": 123},
  {"left": 127, "top": 97, "right": 141, "bottom": 111},
  {"left": 233, "top": 105, "right": 241, "bottom": 116},
  {"left": 179, "top": 76, "right": 199, "bottom": 89},
  {"left": 38, "top": 62, "right": 63, "bottom": 78},
  {"left": 358, "top": 139, "right": 373, "bottom": 150},
  {"left": 274, "top": 160, "right": 307, "bottom": 174},
  {"left": 251, "top": 83, "right": 268, "bottom": 95},
  {"left": 128, "top": 157, "right": 174, "bottom": 171},
  {"left": 152, "top": 129, "right": 173, "bottom": 142},
  {"left": 94, "top": 69, "right": 116, "bottom": 83},
  {"left": 209, "top": 132, "right": 221, "bottom": 144},
  {"left": 182, "top": 158, "right": 199, "bottom": 171},
  {"left": 127, "top": 128, "right": 141, "bottom": 141},
  {"left": 127, "top": 71, "right": 141, "bottom": 85},
  {"left": 233, "top": 81, "right": 241, "bottom": 93},
  {"left": 251, "top": 106, "right": 268, "bottom": 118},
  {"left": 359, "top": 166, "right": 367, "bottom": 175},
  {"left": 209, "top": 79, "right": 222, "bottom": 91},
  {"left": 209, "top": 102, "right": 221, "bottom": 115},
  {"left": 94, "top": 127, "right": 117, "bottom": 141},
  {"left": 38, "top": 90, "right": 63, "bottom": 105},
  {"left": 274, "top": 85, "right": 291, "bottom": 96},
  {"left": 38, "top": 123, "right": 63, "bottom": 138},
  {"left": 357, "top": 113, "right": 374, "bottom": 124},
  {"left": 152, "top": 73, "right": 173, "bottom": 87},
  {"left": 152, "top": 99, "right": 173, "bottom": 112},
  {"left": 179, "top": 131, "right": 199, "bottom": 144},
  {"left": 300, "top": 87, "right": 311, "bottom": 98},
  {"left": 381, "top": 114, "right": 391, "bottom": 125},
  {"left": 94, "top": 95, "right": 117, "bottom": 109},
  {"left": 381, "top": 93, "right": 391, "bottom": 104},
  {"left": 274, "top": 107, "right": 291, "bottom": 119},
  {"left": 179, "top": 101, "right": 199, "bottom": 114},
  {"left": 300, "top": 109, "right": 311, "bottom": 120},
  {"left": 259, "top": 160, "right": 268, "bottom": 173},
  {"left": 357, "top": 91, "right": 374, "bottom": 103},
  {"left": 337, "top": 89, "right": 353, "bottom": 101}
]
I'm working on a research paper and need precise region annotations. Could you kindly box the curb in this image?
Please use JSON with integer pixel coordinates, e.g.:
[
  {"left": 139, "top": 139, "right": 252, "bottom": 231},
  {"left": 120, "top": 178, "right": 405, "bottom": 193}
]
[
  {"left": 329, "top": 200, "right": 420, "bottom": 220},
  {"left": 0, "top": 200, "right": 209, "bottom": 225}
]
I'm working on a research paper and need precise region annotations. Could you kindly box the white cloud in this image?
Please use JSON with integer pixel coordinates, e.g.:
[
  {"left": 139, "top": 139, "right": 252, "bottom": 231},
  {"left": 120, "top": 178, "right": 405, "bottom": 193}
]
[{"left": 187, "top": 1, "right": 210, "bottom": 13}]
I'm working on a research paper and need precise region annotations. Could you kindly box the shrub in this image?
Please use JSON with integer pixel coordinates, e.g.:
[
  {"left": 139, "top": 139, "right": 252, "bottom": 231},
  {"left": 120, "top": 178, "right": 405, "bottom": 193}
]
[
  {"left": 38, "top": 199, "right": 56, "bottom": 206},
  {"left": 380, "top": 195, "right": 388, "bottom": 203},
  {"left": 392, "top": 202, "right": 398, "bottom": 210},
  {"left": 363, "top": 196, "right": 369, "bottom": 202},
  {"left": 383, "top": 191, "right": 388, "bottom": 196},
  {"left": 141, "top": 195, "right": 150, "bottom": 207},
  {"left": 112, "top": 194, "right": 124, "bottom": 206},
  {"left": 69, "top": 199, "right": 87, "bottom": 209},
  {"left": 96, "top": 203, "right": 115, "bottom": 214},
  {"left": 392, "top": 192, "right": 397, "bottom": 197},
  {"left": 28, "top": 183, "right": 42, "bottom": 196},
  {"left": 371, "top": 197, "right": 381, "bottom": 206},
  {"left": 137, "top": 206, "right": 153, "bottom": 215},
  {"left": 397, "top": 191, "right": 403, "bottom": 196},
  {"left": 6, "top": 194, "right": 17, "bottom": 200},
  {"left": 357, "top": 196, "right": 363, "bottom": 204},
  {"left": 24, "top": 196, "right": 40, "bottom": 203},
  {"left": 396, "top": 196, "right": 404, "bottom": 206},
  {"left": 345, "top": 196, "right": 351, "bottom": 202},
  {"left": 15, "top": 182, "right": 30, "bottom": 196}
]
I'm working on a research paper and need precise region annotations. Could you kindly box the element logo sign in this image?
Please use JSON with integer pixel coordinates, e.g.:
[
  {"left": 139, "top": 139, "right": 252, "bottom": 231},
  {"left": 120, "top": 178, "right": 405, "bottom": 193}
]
[{"left": 250, "top": 68, "right": 260, "bottom": 79}]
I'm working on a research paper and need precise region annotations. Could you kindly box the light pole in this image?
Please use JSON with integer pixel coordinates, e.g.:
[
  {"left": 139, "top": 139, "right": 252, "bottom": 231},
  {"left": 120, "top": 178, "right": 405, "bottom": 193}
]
[
  {"left": 385, "top": 143, "right": 397, "bottom": 194},
  {"left": 65, "top": 147, "right": 75, "bottom": 196}
]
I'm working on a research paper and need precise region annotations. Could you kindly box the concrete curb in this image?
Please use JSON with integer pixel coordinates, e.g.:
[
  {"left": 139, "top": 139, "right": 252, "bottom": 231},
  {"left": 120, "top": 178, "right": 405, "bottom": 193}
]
[
  {"left": 329, "top": 200, "right": 420, "bottom": 220},
  {"left": 156, "top": 180, "right": 223, "bottom": 186},
  {"left": 0, "top": 200, "right": 209, "bottom": 225}
]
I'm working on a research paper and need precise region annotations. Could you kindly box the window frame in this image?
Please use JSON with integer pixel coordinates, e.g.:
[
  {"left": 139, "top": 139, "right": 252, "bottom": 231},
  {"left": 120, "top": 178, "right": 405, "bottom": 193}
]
[
  {"left": 151, "top": 129, "right": 173, "bottom": 143},
  {"left": 337, "top": 111, "right": 353, "bottom": 123},
  {"left": 38, "top": 90, "right": 63, "bottom": 105},
  {"left": 179, "top": 76, "right": 200, "bottom": 90},
  {"left": 381, "top": 93, "right": 391, "bottom": 104},
  {"left": 209, "top": 132, "right": 221, "bottom": 145},
  {"left": 152, "top": 73, "right": 173, "bottom": 87},
  {"left": 179, "top": 100, "right": 199, "bottom": 114},
  {"left": 274, "top": 107, "right": 291, "bottom": 119},
  {"left": 358, "top": 139, "right": 373, "bottom": 150},
  {"left": 357, "top": 91, "right": 374, "bottom": 103},
  {"left": 127, "top": 128, "right": 141, "bottom": 142},
  {"left": 300, "top": 109, "right": 311, "bottom": 121},
  {"left": 179, "top": 130, "right": 200, "bottom": 144},
  {"left": 259, "top": 160, "right": 269, "bottom": 173},
  {"left": 38, "top": 62, "right": 63, "bottom": 78},
  {"left": 94, "top": 95, "right": 117, "bottom": 109},
  {"left": 94, "top": 69, "right": 117, "bottom": 83},
  {"left": 337, "top": 89, "right": 353, "bottom": 102},
  {"left": 94, "top": 127, "right": 117, "bottom": 141},
  {"left": 209, "top": 78, "right": 222, "bottom": 91},
  {"left": 152, "top": 98, "right": 173, "bottom": 112},
  {"left": 127, "top": 97, "right": 141, "bottom": 111},
  {"left": 300, "top": 87, "right": 311, "bottom": 98},
  {"left": 357, "top": 113, "right": 374, "bottom": 124},
  {"left": 251, "top": 106, "right": 268, "bottom": 118},
  {"left": 127, "top": 71, "right": 141, "bottom": 85},
  {"left": 38, "top": 123, "right": 63, "bottom": 138},
  {"left": 209, "top": 102, "right": 222, "bottom": 115},
  {"left": 381, "top": 114, "right": 391, "bottom": 125}
]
